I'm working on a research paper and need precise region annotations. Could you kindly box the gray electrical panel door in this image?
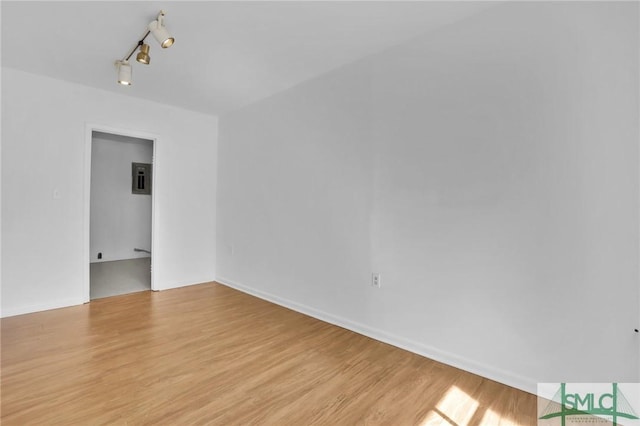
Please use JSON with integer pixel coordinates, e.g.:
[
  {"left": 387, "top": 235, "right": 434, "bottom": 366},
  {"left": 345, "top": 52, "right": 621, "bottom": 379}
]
[{"left": 132, "top": 162, "right": 152, "bottom": 195}]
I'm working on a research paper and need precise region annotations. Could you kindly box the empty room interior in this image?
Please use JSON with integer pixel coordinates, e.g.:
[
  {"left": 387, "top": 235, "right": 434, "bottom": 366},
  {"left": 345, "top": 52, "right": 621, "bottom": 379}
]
[{"left": 1, "top": 1, "right": 638, "bottom": 425}]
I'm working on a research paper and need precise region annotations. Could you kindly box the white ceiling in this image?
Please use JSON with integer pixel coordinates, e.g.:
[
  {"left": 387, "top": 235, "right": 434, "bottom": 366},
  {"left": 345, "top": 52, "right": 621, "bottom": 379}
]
[{"left": 1, "top": 1, "right": 493, "bottom": 116}]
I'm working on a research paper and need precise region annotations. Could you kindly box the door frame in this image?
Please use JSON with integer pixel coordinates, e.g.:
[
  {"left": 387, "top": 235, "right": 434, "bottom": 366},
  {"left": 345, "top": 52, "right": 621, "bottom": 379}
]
[{"left": 83, "top": 123, "right": 159, "bottom": 302}]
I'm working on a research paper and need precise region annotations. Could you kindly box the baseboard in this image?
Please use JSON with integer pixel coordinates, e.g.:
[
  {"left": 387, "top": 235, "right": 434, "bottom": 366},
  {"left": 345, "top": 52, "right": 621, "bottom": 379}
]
[
  {"left": 90, "top": 255, "right": 151, "bottom": 264},
  {"left": 1, "top": 297, "right": 86, "bottom": 318},
  {"left": 1, "top": 277, "right": 215, "bottom": 317},
  {"left": 155, "top": 276, "right": 216, "bottom": 292},
  {"left": 216, "top": 276, "right": 537, "bottom": 395}
]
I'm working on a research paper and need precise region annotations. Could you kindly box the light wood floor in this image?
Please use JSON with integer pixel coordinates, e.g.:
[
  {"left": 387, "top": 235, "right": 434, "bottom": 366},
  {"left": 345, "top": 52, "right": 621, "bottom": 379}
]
[{"left": 1, "top": 282, "right": 537, "bottom": 425}]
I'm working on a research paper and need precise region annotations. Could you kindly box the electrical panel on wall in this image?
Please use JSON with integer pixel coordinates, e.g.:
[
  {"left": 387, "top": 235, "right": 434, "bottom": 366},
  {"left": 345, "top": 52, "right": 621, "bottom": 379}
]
[{"left": 132, "top": 162, "right": 152, "bottom": 195}]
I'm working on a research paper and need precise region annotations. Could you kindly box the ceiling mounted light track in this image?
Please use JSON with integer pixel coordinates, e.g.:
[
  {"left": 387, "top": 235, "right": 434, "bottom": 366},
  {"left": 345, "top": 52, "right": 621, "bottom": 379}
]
[{"left": 114, "top": 10, "right": 175, "bottom": 86}]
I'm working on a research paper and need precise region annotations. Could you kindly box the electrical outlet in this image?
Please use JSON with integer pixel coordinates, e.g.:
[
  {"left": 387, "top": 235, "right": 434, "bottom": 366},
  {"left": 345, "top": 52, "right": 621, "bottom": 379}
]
[
  {"left": 372, "top": 273, "right": 381, "bottom": 288},
  {"left": 97, "top": 252, "right": 102, "bottom": 260}
]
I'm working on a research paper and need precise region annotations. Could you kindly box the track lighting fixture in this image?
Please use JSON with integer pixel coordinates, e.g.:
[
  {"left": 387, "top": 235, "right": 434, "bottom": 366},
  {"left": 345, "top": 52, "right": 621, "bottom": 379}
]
[
  {"left": 117, "top": 60, "right": 132, "bottom": 86},
  {"left": 136, "top": 44, "right": 151, "bottom": 65},
  {"left": 115, "top": 10, "right": 175, "bottom": 85},
  {"left": 148, "top": 13, "right": 175, "bottom": 49}
]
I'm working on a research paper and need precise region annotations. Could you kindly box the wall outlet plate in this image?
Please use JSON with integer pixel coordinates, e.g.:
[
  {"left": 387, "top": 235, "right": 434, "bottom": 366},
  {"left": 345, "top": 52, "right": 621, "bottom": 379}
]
[{"left": 372, "top": 273, "right": 381, "bottom": 288}]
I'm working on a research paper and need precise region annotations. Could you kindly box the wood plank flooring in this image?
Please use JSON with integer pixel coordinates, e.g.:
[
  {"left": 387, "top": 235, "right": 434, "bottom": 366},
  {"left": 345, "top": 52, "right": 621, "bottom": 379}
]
[{"left": 1, "top": 282, "right": 537, "bottom": 425}]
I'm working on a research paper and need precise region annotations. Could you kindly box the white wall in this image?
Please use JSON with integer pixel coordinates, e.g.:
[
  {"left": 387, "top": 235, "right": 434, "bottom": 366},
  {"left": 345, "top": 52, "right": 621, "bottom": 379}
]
[
  {"left": 1, "top": 68, "right": 217, "bottom": 316},
  {"left": 218, "top": 63, "right": 374, "bottom": 322},
  {"left": 90, "top": 132, "right": 153, "bottom": 263},
  {"left": 217, "top": 2, "right": 639, "bottom": 392}
]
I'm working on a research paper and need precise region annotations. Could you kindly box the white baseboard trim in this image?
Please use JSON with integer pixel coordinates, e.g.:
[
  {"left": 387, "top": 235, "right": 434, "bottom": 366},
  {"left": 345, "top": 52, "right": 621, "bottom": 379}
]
[
  {"left": 155, "top": 276, "right": 216, "bottom": 292},
  {"left": 1, "top": 297, "right": 86, "bottom": 318},
  {"left": 1, "top": 277, "right": 216, "bottom": 317},
  {"left": 90, "top": 254, "right": 151, "bottom": 264},
  {"left": 216, "top": 276, "right": 537, "bottom": 395}
]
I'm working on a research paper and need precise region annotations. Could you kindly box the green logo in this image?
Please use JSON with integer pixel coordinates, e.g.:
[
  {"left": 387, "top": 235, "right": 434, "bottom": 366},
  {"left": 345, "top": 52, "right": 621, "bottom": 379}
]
[{"left": 539, "top": 383, "right": 639, "bottom": 426}]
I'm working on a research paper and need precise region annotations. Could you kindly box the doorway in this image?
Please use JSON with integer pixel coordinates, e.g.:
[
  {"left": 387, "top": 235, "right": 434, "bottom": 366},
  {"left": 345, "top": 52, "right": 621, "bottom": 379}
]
[{"left": 87, "top": 130, "right": 155, "bottom": 300}]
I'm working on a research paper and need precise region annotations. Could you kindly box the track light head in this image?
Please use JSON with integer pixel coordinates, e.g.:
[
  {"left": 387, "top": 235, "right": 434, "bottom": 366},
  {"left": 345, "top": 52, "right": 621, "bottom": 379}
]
[
  {"left": 148, "top": 15, "right": 174, "bottom": 49},
  {"left": 117, "top": 60, "right": 132, "bottom": 85},
  {"left": 136, "top": 44, "right": 151, "bottom": 64}
]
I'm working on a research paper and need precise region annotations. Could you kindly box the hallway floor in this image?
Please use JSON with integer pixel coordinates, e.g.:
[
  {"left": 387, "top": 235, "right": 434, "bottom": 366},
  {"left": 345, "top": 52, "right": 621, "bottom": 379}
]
[{"left": 90, "top": 258, "right": 151, "bottom": 299}]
